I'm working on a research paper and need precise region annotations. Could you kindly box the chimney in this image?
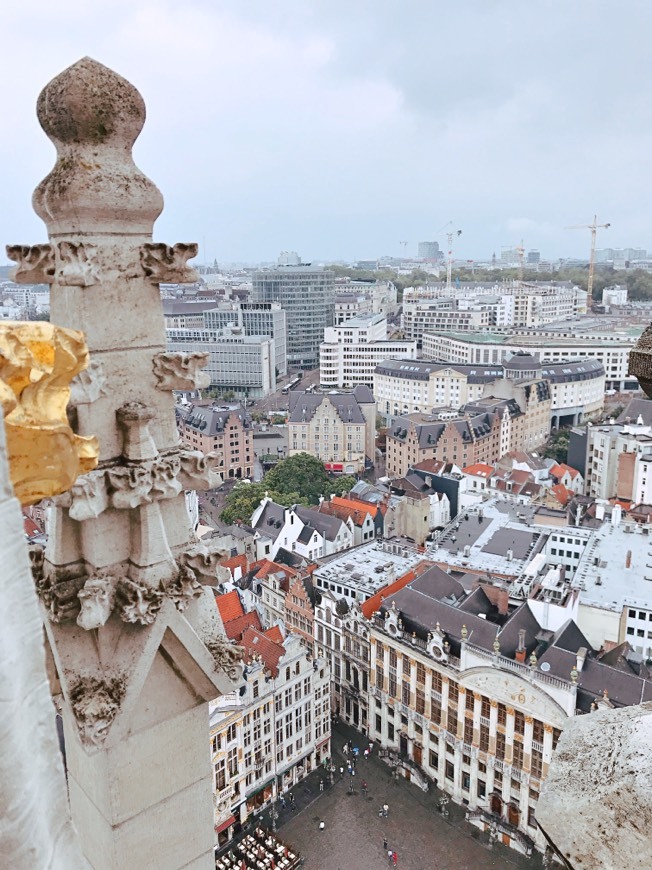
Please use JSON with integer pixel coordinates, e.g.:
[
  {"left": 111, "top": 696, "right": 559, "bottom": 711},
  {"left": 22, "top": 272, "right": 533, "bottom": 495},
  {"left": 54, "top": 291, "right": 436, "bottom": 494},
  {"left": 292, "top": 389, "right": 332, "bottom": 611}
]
[
  {"left": 515, "top": 628, "right": 527, "bottom": 663},
  {"left": 626, "top": 549, "right": 632, "bottom": 569},
  {"left": 576, "top": 646, "right": 587, "bottom": 673}
]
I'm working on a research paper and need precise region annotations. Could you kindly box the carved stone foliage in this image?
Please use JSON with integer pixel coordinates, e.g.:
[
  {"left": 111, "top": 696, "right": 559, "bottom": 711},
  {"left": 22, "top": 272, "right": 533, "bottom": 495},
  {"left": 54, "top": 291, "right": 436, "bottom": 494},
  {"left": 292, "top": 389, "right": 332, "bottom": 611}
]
[
  {"left": 178, "top": 449, "right": 222, "bottom": 491},
  {"left": 5, "top": 243, "right": 55, "bottom": 284},
  {"left": 152, "top": 352, "right": 210, "bottom": 391},
  {"left": 107, "top": 465, "right": 153, "bottom": 509},
  {"left": 180, "top": 542, "right": 230, "bottom": 585},
  {"left": 57, "top": 241, "right": 99, "bottom": 287},
  {"left": 68, "top": 470, "right": 109, "bottom": 521},
  {"left": 69, "top": 359, "right": 108, "bottom": 406},
  {"left": 164, "top": 564, "right": 203, "bottom": 612},
  {"left": 207, "top": 635, "right": 244, "bottom": 682},
  {"left": 28, "top": 543, "right": 45, "bottom": 585},
  {"left": 140, "top": 243, "right": 199, "bottom": 284},
  {"left": 151, "top": 455, "right": 182, "bottom": 500},
  {"left": 115, "top": 577, "right": 163, "bottom": 626},
  {"left": 69, "top": 676, "right": 124, "bottom": 747},
  {"left": 0, "top": 322, "right": 99, "bottom": 505},
  {"left": 38, "top": 572, "right": 85, "bottom": 624},
  {"left": 77, "top": 576, "right": 116, "bottom": 630}
]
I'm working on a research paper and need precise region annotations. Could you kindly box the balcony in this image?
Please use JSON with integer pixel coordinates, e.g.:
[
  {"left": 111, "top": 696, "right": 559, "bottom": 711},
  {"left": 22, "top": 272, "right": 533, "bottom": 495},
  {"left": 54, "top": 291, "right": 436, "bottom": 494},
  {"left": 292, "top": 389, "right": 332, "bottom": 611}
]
[{"left": 464, "top": 808, "right": 535, "bottom": 856}]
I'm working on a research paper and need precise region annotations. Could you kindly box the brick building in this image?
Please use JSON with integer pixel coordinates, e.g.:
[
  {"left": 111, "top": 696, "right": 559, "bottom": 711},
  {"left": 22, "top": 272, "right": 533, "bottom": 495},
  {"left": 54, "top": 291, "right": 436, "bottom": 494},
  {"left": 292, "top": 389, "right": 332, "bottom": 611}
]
[{"left": 177, "top": 402, "right": 253, "bottom": 479}]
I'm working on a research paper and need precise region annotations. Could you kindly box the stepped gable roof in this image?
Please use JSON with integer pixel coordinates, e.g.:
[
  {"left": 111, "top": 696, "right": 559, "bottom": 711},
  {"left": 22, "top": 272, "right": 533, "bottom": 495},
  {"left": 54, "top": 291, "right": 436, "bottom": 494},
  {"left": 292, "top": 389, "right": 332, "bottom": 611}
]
[
  {"left": 252, "top": 499, "right": 286, "bottom": 533},
  {"left": 178, "top": 403, "right": 251, "bottom": 437},
  {"left": 240, "top": 627, "right": 285, "bottom": 677},
  {"left": 224, "top": 610, "right": 261, "bottom": 641},
  {"left": 215, "top": 589, "right": 244, "bottom": 623},
  {"left": 288, "top": 391, "right": 366, "bottom": 424},
  {"left": 295, "top": 505, "right": 344, "bottom": 541},
  {"left": 264, "top": 625, "right": 284, "bottom": 644},
  {"left": 360, "top": 561, "right": 432, "bottom": 619}
]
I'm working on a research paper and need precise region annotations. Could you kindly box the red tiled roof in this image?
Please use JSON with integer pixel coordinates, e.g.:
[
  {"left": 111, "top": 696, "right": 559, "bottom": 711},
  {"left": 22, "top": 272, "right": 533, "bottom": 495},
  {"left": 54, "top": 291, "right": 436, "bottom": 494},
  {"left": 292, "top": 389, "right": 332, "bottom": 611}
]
[
  {"left": 215, "top": 589, "right": 244, "bottom": 623},
  {"left": 360, "top": 560, "right": 432, "bottom": 619},
  {"left": 320, "top": 496, "right": 373, "bottom": 527},
  {"left": 550, "top": 483, "right": 573, "bottom": 507},
  {"left": 462, "top": 463, "right": 494, "bottom": 477},
  {"left": 550, "top": 462, "right": 580, "bottom": 480},
  {"left": 264, "top": 625, "right": 284, "bottom": 644},
  {"left": 240, "top": 627, "right": 285, "bottom": 676},
  {"left": 23, "top": 514, "right": 42, "bottom": 538},
  {"left": 224, "top": 611, "right": 261, "bottom": 641},
  {"left": 221, "top": 553, "right": 248, "bottom": 575},
  {"left": 250, "top": 559, "right": 299, "bottom": 581}
]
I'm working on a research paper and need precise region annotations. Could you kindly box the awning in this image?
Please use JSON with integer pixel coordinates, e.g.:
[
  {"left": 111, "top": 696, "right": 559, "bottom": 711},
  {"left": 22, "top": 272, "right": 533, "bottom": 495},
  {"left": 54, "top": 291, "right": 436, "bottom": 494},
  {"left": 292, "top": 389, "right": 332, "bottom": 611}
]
[{"left": 215, "top": 814, "right": 236, "bottom": 835}]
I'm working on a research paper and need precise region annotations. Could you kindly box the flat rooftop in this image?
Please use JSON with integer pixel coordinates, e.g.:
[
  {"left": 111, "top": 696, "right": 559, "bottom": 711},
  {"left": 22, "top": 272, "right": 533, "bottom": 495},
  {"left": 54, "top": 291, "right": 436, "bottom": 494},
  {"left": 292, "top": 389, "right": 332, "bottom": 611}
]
[
  {"left": 573, "top": 520, "right": 652, "bottom": 612},
  {"left": 313, "top": 540, "right": 423, "bottom": 599},
  {"left": 428, "top": 500, "right": 546, "bottom": 577}
]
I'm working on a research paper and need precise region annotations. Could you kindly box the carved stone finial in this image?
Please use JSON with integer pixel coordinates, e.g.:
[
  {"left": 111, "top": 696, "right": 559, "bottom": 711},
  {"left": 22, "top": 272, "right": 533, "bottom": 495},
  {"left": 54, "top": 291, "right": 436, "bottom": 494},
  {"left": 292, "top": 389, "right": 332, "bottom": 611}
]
[
  {"left": 152, "top": 352, "right": 210, "bottom": 391},
  {"left": 116, "top": 402, "right": 158, "bottom": 461},
  {"left": 0, "top": 322, "right": 99, "bottom": 504},
  {"left": 461, "top": 624, "right": 468, "bottom": 641},
  {"left": 32, "top": 57, "right": 163, "bottom": 236},
  {"left": 115, "top": 577, "right": 163, "bottom": 625},
  {"left": 492, "top": 637, "right": 501, "bottom": 655},
  {"left": 570, "top": 666, "right": 578, "bottom": 685}
]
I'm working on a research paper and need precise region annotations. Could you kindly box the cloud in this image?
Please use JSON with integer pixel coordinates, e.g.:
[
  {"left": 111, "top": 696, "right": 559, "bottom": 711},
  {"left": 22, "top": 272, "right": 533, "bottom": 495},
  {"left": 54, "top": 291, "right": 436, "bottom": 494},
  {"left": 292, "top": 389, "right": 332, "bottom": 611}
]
[{"left": 1, "top": 0, "right": 651, "bottom": 261}]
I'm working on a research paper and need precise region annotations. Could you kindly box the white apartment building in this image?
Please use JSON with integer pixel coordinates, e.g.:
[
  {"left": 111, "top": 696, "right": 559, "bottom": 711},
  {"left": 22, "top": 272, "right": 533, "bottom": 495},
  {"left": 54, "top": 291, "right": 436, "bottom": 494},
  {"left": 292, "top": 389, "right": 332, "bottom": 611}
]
[
  {"left": 422, "top": 330, "right": 636, "bottom": 392},
  {"left": 251, "top": 498, "right": 355, "bottom": 562},
  {"left": 203, "top": 302, "right": 288, "bottom": 376},
  {"left": 334, "top": 293, "right": 373, "bottom": 325},
  {"left": 166, "top": 327, "right": 276, "bottom": 398},
  {"left": 209, "top": 630, "right": 331, "bottom": 847},
  {"left": 320, "top": 313, "right": 417, "bottom": 389},
  {"left": 585, "top": 421, "right": 652, "bottom": 501},
  {"left": 374, "top": 360, "right": 504, "bottom": 418},
  {"left": 402, "top": 296, "right": 515, "bottom": 342}
]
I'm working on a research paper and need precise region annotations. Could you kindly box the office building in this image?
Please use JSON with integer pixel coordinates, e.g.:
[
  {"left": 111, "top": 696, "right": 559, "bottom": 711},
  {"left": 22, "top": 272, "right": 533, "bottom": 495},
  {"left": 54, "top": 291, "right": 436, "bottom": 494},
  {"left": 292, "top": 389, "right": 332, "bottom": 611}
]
[
  {"left": 320, "top": 313, "right": 417, "bottom": 389},
  {"left": 203, "top": 302, "right": 288, "bottom": 376},
  {"left": 253, "top": 256, "right": 334, "bottom": 369},
  {"left": 176, "top": 403, "right": 254, "bottom": 480},
  {"left": 418, "top": 241, "right": 441, "bottom": 260}
]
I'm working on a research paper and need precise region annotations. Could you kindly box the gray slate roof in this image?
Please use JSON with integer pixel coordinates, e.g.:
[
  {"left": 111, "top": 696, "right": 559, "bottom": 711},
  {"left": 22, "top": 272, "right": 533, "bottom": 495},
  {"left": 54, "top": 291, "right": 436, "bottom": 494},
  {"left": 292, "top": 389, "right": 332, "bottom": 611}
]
[{"left": 288, "top": 391, "right": 366, "bottom": 424}]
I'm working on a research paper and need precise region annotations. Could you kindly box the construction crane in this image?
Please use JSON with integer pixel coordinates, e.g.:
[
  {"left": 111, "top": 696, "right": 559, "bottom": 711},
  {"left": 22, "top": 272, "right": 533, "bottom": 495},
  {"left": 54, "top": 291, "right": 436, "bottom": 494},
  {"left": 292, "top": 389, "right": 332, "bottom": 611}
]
[
  {"left": 565, "top": 215, "right": 611, "bottom": 301},
  {"left": 399, "top": 241, "right": 408, "bottom": 257},
  {"left": 438, "top": 221, "right": 462, "bottom": 291}
]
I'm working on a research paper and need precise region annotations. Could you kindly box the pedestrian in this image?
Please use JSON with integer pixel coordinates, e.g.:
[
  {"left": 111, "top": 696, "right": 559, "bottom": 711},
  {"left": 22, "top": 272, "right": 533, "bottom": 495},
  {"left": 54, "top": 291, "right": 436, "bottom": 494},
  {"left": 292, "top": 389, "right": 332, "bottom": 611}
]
[
  {"left": 368, "top": 741, "right": 373, "bottom": 754},
  {"left": 339, "top": 766, "right": 344, "bottom": 779},
  {"left": 348, "top": 781, "right": 354, "bottom": 794},
  {"left": 352, "top": 756, "right": 357, "bottom": 768},
  {"left": 319, "top": 820, "right": 325, "bottom": 831},
  {"left": 280, "top": 795, "right": 286, "bottom": 809},
  {"left": 383, "top": 836, "right": 388, "bottom": 851},
  {"left": 343, "top": 743, "right": 348, "bottom": 756},
  {"left": 361, "top": 780, "right": 368, "bottom": 797},
  {"left": 364, "top": 748, "right": 369, "bottom": 761},
  {"left": 393, "top": 851, "right": 398, "bottom": 867},
  {"left": 383, "top": 802, "right": 389, "bottom": 817},
  {"left": 320, "top": 779, "right": 324, "bottom": 792},
  {"left": 387, "top": 850, "right": 393, "bottom": 863},
  {"left": 351, "top": 769, "right": 355, "bottom": 777}
]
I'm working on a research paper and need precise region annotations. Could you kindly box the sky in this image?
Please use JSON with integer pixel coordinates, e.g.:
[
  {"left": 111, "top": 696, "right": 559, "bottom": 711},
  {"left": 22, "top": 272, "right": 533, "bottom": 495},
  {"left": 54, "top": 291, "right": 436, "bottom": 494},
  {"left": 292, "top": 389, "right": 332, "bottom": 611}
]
[{"left": 1, "top": 0, "right": 650, "bottom": 265}]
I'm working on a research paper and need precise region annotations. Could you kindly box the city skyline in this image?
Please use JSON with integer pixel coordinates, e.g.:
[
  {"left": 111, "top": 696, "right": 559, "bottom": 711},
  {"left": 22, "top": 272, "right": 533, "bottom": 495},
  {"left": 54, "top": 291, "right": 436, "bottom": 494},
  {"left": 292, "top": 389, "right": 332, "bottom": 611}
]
[{"left": 2, "top": 1, "right": 651, "bottom": 264}]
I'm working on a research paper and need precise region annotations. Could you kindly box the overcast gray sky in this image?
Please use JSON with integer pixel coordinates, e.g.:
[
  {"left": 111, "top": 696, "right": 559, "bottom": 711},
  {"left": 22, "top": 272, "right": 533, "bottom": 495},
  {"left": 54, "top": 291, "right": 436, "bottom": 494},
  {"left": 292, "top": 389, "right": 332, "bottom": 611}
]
[{"left": 1, "top": 0, "right": 649, "bottom": 264}]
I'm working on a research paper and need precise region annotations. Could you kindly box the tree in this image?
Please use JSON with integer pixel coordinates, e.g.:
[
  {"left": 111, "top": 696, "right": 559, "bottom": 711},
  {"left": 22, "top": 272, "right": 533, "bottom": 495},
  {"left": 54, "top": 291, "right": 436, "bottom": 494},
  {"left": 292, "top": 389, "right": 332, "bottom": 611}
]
[
  {"left": 220, "top": 481, "right": 304, "bottom": 525},
  {"left": 265, "top": 453, "right": 349, "bottom": 505},
  {"left": 544, "top": 430, "right": 570, "bottom": 465}
]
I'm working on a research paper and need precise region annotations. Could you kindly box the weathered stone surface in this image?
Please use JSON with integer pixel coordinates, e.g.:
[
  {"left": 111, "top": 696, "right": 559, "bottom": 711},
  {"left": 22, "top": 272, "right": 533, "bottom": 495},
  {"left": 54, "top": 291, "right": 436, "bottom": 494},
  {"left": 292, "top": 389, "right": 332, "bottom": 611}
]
[
  {"left": 152, "top": 351, "right": 210, "bottom": 391},
  {"left": 537, "top": 702, "right": 652, "bottom": 870}
]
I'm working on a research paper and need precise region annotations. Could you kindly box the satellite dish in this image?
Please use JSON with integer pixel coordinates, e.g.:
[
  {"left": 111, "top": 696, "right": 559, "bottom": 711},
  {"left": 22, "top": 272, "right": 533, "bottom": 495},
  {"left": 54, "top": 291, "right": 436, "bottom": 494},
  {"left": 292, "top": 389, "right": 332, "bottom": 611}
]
[{"left": 540, "top": 662, "right": 551, "bottom": 672}]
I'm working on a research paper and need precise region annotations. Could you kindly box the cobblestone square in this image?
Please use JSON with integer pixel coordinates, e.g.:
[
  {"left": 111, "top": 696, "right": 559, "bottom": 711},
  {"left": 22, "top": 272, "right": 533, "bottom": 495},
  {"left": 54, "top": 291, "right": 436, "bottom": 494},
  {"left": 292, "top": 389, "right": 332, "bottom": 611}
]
[{"left": 273, "top": 724, "right": 545, "bottom": 870}]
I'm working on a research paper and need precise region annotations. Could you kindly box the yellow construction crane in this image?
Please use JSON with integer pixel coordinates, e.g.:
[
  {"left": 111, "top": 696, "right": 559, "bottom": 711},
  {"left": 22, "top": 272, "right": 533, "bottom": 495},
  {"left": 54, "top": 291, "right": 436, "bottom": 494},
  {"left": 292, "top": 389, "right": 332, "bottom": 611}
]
[{"left": 565, "top": 215, "right": 611, "bottom": 301}]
